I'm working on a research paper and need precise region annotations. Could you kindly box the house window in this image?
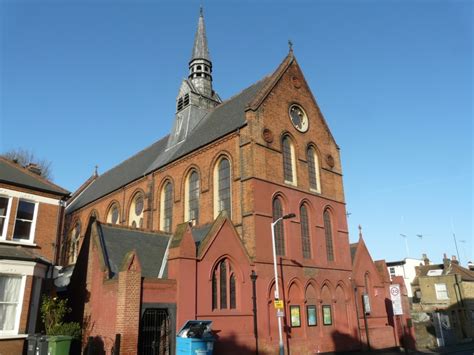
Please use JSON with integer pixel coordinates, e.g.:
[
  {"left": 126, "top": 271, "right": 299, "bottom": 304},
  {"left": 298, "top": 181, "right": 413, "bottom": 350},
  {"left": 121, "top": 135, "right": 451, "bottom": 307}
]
[
  {"left": 129, "top": 193, "right": 144, "bottom": 228},
  {"left": 323, "top": 209, "right": 334, "bottom": 261},
  {"left": 185, "top": 170, "right": 200, "bottom": 224},
  {"left": 0, "top": 196, "right": 12, "bottom": 239},
  {"left": 435, "top": 283, "right": 449, "bottom": 300},
  {"left": 161, "top": 182, "right": 173, "bottom": 233},
  {"left": 13, "top": 200, "right": 37, "bottom": 242},
  {"left": 215, "top": 158, "right": 231, "bottom": 218},
  {"left": 282, "top": 136, "right": 296, "bottom": 184},
  {"left": 273, "top": 197, "right": 285, "bottom": 256},
  {"left": 212, "top": 259, "right": 236, "bottom": 310},
  {"left": 107, "top": 203, "right": 120, "bottom": 225},
  {"left": 307, "top": 146, "right": 321, "bottom": 192},
  {"left": 389, "top": 267, "right": 396, "bottom": 276},
  {"left": 300, "top": 204, "right": 311, "bottom": 259},
  {"left": 0, "top": 274, "right": 25, "bottom": 335}
]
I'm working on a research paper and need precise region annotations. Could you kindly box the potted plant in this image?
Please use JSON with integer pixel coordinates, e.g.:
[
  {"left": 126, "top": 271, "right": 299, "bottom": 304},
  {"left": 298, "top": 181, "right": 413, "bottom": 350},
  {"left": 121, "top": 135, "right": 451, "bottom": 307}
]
[{"left": 41, "top": 296, "right": 81, "bottom": 355}]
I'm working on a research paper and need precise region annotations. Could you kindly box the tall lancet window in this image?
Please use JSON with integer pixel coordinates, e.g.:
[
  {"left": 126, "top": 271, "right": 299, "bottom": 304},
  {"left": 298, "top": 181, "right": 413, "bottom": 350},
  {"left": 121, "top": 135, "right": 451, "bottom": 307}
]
[
  {"left": 185, "top": 170, "right": 200, "bottom": 224},
  {"left": 323, "top": 209, "right": 334, "bottom": 261},
  {"left": 307, "top": 146, "right": 321, "bottom": 192},
  {"left": 282, "top": 136, "right": 297, "bottom": 185},
  {"left": 160, "top": 182, "right": 173, "bottom": 233},
  {"left": 273, "top": 197, "right": 285, "bottom": 256},
  {"left": 214, "top": 157, "right": 231, "bottom": 218}
]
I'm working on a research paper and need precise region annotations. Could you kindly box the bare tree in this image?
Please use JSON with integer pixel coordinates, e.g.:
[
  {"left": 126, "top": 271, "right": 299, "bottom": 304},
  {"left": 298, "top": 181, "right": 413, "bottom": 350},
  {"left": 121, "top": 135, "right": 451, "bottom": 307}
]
[{"left": 2, "top": 148, "right": 54, "bottom": 181}]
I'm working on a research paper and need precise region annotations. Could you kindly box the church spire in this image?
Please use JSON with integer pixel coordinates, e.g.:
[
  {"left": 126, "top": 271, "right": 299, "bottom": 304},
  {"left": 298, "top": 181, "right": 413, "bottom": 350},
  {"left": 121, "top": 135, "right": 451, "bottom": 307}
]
[
  {"left": 188, "top": 7, "right": 213, "bottom": 97},
  {"left": 190, "top": 7, "right": 210, "bottom": 62}
]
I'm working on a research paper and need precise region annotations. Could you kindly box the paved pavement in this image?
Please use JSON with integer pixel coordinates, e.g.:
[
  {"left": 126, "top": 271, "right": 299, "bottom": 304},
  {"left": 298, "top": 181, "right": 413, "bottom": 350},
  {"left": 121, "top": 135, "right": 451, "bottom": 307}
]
[{"left": 337, "top": 342, "right": 474, "bottom": 355}]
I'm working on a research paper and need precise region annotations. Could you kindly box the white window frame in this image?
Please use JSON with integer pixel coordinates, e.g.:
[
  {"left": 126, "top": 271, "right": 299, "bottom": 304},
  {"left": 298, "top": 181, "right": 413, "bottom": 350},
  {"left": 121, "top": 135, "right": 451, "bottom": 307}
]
[
  {"left": 307, "top": 146, "right": 321, "bottom": 193},
  {"left": 0, "top": 274, "right": 27, "bottom": 336},
  {"left": 282, "top": 137, "right": 297, "bottom": 186},
  {"left": 0, "top": 196, "right": 12, "bottom": 240},
  {"left": 160, "top": 182, "right": 173, "bottom": 233},
  {"left": 213, "top": 157, "right": 232, "bottom": 219},
  {"left": 12, "top": 199, "right": 38, "bottom": 243},
  {"left": 435, "top": 283, "right": 449, "bottom": 300},
  {"left": 184, "top": 170, "right": 200, "bottom": 224}
]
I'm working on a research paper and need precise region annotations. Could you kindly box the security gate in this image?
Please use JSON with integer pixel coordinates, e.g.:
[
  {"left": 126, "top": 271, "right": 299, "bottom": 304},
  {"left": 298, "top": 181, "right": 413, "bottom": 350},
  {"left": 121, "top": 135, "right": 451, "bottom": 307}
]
[{"left": 139, "top": 308, "right": 170, "bottom": 355}]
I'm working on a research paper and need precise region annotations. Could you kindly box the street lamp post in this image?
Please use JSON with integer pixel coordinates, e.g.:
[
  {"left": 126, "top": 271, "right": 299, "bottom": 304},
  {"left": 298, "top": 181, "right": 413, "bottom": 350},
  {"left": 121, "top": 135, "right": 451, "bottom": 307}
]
[{"left": 270, "top": 212, "right": 296, "bottom": 355}]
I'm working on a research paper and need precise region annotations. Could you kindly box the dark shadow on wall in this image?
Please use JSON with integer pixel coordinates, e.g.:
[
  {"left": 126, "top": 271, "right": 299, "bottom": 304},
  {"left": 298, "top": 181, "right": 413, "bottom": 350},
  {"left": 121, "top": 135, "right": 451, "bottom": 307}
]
[
  {"left": 82, "top": 336, "right": 106, "bottom": 355},
  {"left": 213, "top": 331, "right": 270, "bottom": 355},
  {"left": 331, "top": 330, "right": 361, "bottom": 353}
]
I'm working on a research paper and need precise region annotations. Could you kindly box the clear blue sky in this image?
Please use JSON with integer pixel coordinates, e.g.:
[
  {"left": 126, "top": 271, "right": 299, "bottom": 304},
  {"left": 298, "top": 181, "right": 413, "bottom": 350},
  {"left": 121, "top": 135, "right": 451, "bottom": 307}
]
[{"left": 1, "top": 1, "right": 472, "bottom": 264}]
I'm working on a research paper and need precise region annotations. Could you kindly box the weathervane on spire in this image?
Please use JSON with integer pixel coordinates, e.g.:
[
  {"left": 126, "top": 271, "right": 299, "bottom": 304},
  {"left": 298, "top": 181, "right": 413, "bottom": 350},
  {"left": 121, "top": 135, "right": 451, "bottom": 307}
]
[
  {"left": 288, "top": 39, "right": 293, "bottom": 53},
  {"left": 94, "top": 165, "right": 99, "bottom": 177},
  {"left": 200, "top": 5, "right": 203, "bottom": 16}
]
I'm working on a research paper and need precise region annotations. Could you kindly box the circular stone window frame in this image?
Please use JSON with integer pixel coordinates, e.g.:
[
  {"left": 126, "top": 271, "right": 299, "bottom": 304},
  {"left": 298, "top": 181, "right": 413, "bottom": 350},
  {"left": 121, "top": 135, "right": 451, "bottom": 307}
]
[{"left": 288, "top": 103, "right": 309, "bottom": 133}]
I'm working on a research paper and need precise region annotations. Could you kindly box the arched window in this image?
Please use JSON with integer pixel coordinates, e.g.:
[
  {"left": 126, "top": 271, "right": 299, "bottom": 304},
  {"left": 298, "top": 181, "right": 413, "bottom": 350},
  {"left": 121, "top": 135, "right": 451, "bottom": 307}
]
[
  {"left": 282, "top": 136, "right": 296, "bottom": 185},
  {"left": 160, "top": 181, "right": 173, "bottom": 233},
  {"left": 68, "top": 221, "right": 81, "bottom": 265},
  {"left": 273, "top": 197, "right": 285, "bottom": 256},
  {"left": 185, "top": 170, "right": 200, "bottom": 224},
  {"left": 307, "top": 146, "right": 321, "bottom": 192},
  {"left": 215, "top": 157, "right": 231, "bottom": 218},
  {"left": 212, "top": 259, "right": 236, "bottom": 310},
  {"left": 106, "top": 202, "right": 120, "bottom": 225},
  {"left": 300, "top": 204, "right": 311, "bottom": 259},
  {"left": 129, "top": 192, "right": 144, "bottom": 228},
  {"left": 323, "top": 209, "right": 334, "bottom": 261}
]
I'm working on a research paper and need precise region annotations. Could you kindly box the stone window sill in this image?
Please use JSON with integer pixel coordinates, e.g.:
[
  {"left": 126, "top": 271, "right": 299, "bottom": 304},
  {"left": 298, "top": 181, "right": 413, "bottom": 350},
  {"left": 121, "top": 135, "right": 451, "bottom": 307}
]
[
  {"left": 0, "top": 239, "right": 37, "bottom": 247},
  {"left": 0, "top": 334, "right": 28, "bottom": 340}
]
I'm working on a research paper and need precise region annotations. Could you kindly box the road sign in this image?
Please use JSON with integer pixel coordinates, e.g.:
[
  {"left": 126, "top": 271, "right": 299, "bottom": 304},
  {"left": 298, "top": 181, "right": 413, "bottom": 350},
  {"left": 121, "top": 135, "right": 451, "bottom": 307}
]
[
  {"left": 274, "top": 300, "right": 284, "bottom": 309},
  {"left": 389, "top": 284, "right": 403, "bottom": 315}
]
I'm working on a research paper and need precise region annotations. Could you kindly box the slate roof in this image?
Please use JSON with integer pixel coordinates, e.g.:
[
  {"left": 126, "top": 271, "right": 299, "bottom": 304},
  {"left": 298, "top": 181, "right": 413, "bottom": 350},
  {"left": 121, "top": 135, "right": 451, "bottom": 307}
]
[
  {"left": 191, "top": 10, "right": 210, "bottom": 62},
  {"left": 191, "top": 223, "right": 213, "bottom": 245},
  {"left": 412, "top": 262, "right": 474, "bottom": 286},
  {"left": 98, "top": 222, "right": 170, "bottom": 279},
  {"left": 0, "top": 157, "right": 69, "bottom": 196},
  {"left": 0, "top": 244, "right": 52, "bottom": 265},
  {"left": 67, "top": 77, "right": 269, "bottom": 213}
]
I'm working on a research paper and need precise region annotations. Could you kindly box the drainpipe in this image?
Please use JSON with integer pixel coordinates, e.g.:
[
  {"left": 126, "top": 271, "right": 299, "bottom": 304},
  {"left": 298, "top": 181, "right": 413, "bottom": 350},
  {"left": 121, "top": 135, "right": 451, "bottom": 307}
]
[
  {"left": 351, "top": 278, "right": 363, "bottom": 347},
  {"left": 53, "top": 197, "right": 67, "bottom": 266},
  {"left": 250, "top": 270, "right": 259, "bottom": 354}
]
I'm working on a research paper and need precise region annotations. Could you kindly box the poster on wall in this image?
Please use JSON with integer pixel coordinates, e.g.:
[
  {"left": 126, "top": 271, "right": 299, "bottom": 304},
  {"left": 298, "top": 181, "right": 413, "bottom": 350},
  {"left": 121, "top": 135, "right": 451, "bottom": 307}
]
[
  {"left": 322, "top": 305, "right": 332, "bottom": 325},
  {"left": 307, "top": 305, "right": 317, "bottom": 326},
  {"left": 290, "top": 305, "right": 301, "bottom": 327}
]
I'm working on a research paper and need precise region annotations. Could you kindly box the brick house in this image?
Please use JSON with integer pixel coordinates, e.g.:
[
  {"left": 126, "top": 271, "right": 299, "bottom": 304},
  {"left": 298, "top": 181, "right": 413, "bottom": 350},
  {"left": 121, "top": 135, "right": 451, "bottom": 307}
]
[
  {"left": 0, "top": 157, "right": 69, "bottom": 354},
  {"left": 411, "top": 254, "right": 474, "bottom": 347},
  {"left": 350, "top": 231, "right": 415, "bottom": 351},
  {"left": 64, "top": 10, "right": 403, "bottom": 354}
]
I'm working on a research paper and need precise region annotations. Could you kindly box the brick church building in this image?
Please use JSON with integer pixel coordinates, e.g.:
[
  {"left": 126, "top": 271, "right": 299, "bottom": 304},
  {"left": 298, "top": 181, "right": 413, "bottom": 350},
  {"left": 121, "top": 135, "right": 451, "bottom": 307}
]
[{"left": 63, "top": 10, "right": 406, "bottom": 354}]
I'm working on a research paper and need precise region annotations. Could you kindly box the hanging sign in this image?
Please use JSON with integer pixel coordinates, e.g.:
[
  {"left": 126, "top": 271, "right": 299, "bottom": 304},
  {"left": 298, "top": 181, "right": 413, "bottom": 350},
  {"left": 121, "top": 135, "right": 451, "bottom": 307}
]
[
  {"left": 389, "top": 284, "right": 403, "bottom": 315},
  {"left": 274, "top": 300, "right": 284, "bottom": 309}
]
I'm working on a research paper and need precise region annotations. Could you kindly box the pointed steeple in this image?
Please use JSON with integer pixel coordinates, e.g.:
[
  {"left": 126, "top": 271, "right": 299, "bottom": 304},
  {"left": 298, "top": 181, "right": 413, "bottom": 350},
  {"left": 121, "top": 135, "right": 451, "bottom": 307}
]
[
  {"left": 166, "top": 7, "right": 220, "bottom": 151},
  {"left": 190, "top": 7, "right": 210, "bottom": 62},
  {"left": 188, "top": 7, "right": 213, "bottom": 97}
]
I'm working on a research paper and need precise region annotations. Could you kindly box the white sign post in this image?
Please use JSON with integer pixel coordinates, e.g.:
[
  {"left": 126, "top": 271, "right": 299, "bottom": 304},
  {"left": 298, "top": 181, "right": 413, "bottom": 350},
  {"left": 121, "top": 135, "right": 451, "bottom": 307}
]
[{"left": 389, "top": 284, "right": 403, "bottom": 315}]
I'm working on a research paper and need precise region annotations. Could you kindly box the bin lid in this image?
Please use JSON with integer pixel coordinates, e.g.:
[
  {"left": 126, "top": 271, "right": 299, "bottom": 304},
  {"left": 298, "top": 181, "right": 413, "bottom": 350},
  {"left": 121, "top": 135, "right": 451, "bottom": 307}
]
[{"left": 177, "top": 320, "right": 212, "bottom": 337}]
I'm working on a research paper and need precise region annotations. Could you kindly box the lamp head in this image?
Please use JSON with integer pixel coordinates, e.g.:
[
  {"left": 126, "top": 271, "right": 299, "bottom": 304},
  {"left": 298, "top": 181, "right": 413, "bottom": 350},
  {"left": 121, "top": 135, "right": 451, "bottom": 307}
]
[{"left": 283, "top": 213, "right": 296, "bottom": 219}]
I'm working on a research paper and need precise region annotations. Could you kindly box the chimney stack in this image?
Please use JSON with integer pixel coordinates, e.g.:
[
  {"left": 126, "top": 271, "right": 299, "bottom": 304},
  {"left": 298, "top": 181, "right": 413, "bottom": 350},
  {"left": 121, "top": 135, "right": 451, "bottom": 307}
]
[
  {"left": 443, "top": 253, "right": 450, "bottom": 269},
  {"left": 26, "top": 163, "right": 42, "bottom": 176},
  {"left": 422, "top": 253, "right": 430, "bottom": 265}
]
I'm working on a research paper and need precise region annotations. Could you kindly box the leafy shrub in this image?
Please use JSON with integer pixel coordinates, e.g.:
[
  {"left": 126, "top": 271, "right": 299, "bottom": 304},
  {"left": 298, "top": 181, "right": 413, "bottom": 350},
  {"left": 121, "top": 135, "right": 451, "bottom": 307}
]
[{"left": 40, "top": 296, "right": 81, "bottom": 338}]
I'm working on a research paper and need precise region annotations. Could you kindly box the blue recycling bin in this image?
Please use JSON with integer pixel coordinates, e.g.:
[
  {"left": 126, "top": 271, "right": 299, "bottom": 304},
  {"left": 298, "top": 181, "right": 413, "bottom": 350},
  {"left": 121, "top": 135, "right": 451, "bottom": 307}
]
[{"left": 176, "top": 320, "right": 214, "bottom": 354}]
